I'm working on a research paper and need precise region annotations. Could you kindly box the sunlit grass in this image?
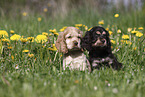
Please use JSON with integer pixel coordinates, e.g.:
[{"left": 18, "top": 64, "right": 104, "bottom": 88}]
[{"left": 0, "top": 6, "right": 145, "bottom": 97}]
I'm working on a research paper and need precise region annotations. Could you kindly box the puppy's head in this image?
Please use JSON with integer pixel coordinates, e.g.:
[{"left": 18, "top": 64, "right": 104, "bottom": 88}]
[
  {"left": 81, "top": 26, "right": 111, "bottom": 51},
  {"left": 55, "top": 27, "right": 83, "bottom": 54}
]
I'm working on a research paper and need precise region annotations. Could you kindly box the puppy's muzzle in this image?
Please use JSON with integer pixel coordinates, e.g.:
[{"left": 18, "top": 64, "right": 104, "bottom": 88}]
[{"left": 93, "top": 38, "right": 107, "bottom": 47}]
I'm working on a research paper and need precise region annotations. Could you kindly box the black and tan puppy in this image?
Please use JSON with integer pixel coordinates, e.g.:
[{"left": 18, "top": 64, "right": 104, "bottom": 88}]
[{"left": 81, "top": 26, "right": 122, "bottom": 71}]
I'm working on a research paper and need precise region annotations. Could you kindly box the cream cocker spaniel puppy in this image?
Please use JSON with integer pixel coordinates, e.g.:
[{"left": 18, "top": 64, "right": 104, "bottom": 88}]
[{"left": 56, "top": 27, "right": 87, "bottom": 71}]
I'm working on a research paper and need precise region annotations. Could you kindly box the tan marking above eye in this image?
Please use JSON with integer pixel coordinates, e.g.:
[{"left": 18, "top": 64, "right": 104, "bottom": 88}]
[
  {"left": 102, "top": 31, "right": 106, "bottom": 35},
  {"left": 96, "top": 31, "right": 101, "bottom": 35}
]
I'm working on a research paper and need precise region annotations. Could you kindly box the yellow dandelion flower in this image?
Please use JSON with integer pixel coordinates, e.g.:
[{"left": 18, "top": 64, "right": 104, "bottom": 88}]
[
  {"left": 131, "top": 30, "right": 139, "bottom": 34},
  {"left": 122, "top": 35, "right": 129, "bottom": 39},
  {"left": 42, "top": 32, "right": 48, "bottom": 36},
  {"left": 28, "top": 53, "right": 34, "bottom": 57},
  {"left": 38, "top": 17, "right": 42, "bottom": 22},
  {"left": 110, "top": 40, "right": 116, "bottom": 44},
  {"left": 133, "top": 47, "right": 137, "bottom": 50},
  {"left": 10, "top": 30, "right": 15, "bottom": 34},
  {"left": 109, "top": 31, "right": 113, "bottom": 35},
  {"left": 59, "top": 26, "right": 67, "bottom": 32},
  {"left": 2, "top": 38, "right": 10, "bottom": 42},
  {"left": 98, "top": 20, "right": 104, "bottom": 25},
  {"left": 27, "top": 37, "right": 34, "bottom": 42},
  {"left": 75, "top": 27, "right": 79, "bottom": 29},
  {"left": 48, "top": 44, "right": 57, "bottom": 51},
  {"left": 135, "top": 32, "right": 143, "bottom": 37},
  {"left": 75, "top": 24, "right": 83, "bottom": 27},
  {"left": 10, "top": 34, "right": 21, "bottom": 41},
  {"left": 35, "top": 35, "right": 47, "bottom": 44},
  {"left": 49, "top": 33, "right": 52, "bottom": 36},
  {"left": 43, "top": 8, "right": 48, "bottom": 12},
  {"left": 49, "top": 29, "right": 57, "bottom": 33},
  {"left": 22, "top": 49, "right": 29, "bottom": 53},
  {"left": 11, "top": 55, "right": 14, "bottom": 60},
  {"left": 7, "top": 46, "right": 12, "bottom": 49},
  {"left": 54, "top": 32, "right": 59, "bottom": 36},
  {"left": 84, "top": 26, "right": 88, "bottom": 30},
  {"left": 114, "top": 14, "right": 119, "bottom": 17},
  {"left": 117, "top": 29, "right": 121, "bottom": 33},
  {"left": 138, "top": 27, "right": 143, "bottom": 30},
  {"left": 22, "top": 12, "right": 27, "bottom": 16},
  {"left": 106, "top": 28, "right": 109, "bottom": 31},
  {"left": 20, "top": 38, "right": 28, "bottom": 43},
  {"left": 0, "top": 30, "right": 9, "bottom": 37}
]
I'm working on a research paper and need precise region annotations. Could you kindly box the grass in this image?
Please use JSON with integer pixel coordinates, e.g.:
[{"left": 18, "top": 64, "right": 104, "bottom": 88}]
[{"left": 0, "top": 4, "right": 145, "bottom": 97}]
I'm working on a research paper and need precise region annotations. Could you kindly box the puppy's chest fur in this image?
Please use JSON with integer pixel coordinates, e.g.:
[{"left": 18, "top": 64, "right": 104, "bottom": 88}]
[
  {"left": 91, "top": 57, "right": 113, "bottom": 68},
  {"left": 63, "top": 52, "right": 87, "bottom": 70}
]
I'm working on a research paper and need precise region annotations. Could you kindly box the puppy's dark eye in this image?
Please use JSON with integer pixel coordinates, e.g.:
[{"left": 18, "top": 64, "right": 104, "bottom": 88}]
[
  {"left": 78, "top": 36, "right": 81, "bottom": 38},
  {"left": 68, "top": 36, "right": 72, "bottom": 38}
]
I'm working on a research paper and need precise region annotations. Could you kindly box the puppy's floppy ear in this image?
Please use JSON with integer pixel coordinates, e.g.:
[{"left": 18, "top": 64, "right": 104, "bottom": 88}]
[
  {"left": 55, "top": 32, "right": 68, "bottom": 54},
  {"left": 81, "top": 30, "right": 92, "bottom": 51}
]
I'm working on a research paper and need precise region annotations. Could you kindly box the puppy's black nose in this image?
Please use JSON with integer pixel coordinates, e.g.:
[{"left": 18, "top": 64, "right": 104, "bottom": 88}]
[
  {"left": 74, "top": 41, "right": 78, "bottom": 46},
  {"left": 101, "top": 40, "right": 105, "bottom": 43}
]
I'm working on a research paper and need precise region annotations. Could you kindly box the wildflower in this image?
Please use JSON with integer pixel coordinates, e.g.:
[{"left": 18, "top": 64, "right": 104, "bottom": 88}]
[
  {"left": 43, "top": 8, "right": 48, "bottom": 12},
  {"left": 7, "top": 46, "right": 12, "bottom": 49},
  {"left": 135, "top": 32, "right": 143, "bottom": 37},
  {"left": 20, "top": 38, "right": 28, "bottom": 43},
  {"left": 59, "top": 26, "right": 67, "bottom": 32},
  {"left": 48, "top": 44, "right": 57, "bottom": 51},
  {"left": 15, "top": 64, "right": 19, "bottom": 69},
  {"left": 0, "top": 30, "right": 9, "bottom": 37},
  {"left": 114, "top": 14, "right": 119, "bottom": 17},
  {"left": 10, "top": 30, "right": 15, "bottom": 34},
  {"left": 22, "top": 12, "right": 27, "bottom": 16},
  {"left": 27, "top": 37, "right": 34, "bottom": 42},
  {"left": 138, "top": 27, "right": 143, "bottom": 30},
  {"left": 109, "top": 31, "right": 113, "bottom": 35},
  {"left": 2, "top": 38, "right": 10, "bottom": 42},
  {"left": 49, "top": 29, "right": 57, "bottom": 33},
  {"left": 10, "top": 34, "right": 21, "bottom": 41},
  {"left": 131, "top": 30, "right": 139, "bottom": 34},
  {"left": 84, "top": 25, "right": 88, "bottom": 30},
  {"left": 75, "top": 24, "right": 83, "bottom": 27},
  {"left": 94, "top": 86, "right": 98, "bottom": 90},
  {"left": 74, "top": 80, "right": 79, "bottom": 84},
  {"left": 11, "top": 55, "right": 14, "bottom": 60},
  {"left": 49, "top": 33, "right": 52, "bottom": 36},
  {"left": 54, "top": 32, "right": 59, "bottom": 36},
  {"left": 35, "top": 35, "right": 47, "bottom": 44},
  {"left": 133, "top": 47, "right": 137, "bottom": 50},
  {"left": 121, "top": 40, "right": 132, "bottom": 45},
  {"left": 110, "top": 40, "right": 116, "bottom": 44},
  {"left": 75, "top": 27, "right": 79, "bottom": 29},
  {"left": 38, "top": 17, "right": 42, "bottom": 22},
  {"left": 106, "top": 28, "right": 109, "bottom": 31},
  {"left": 122, "top": 35, "right": 129, "bottom": 39},
  {"left": 42, "top": 32, "right": 48, "bottom": 36},
  {"left": 28, "top": 53, "right": 34, "bottom": 57},
  {"left": 117, "top": 29, "right": 121, "bottom": 33},
  {"left": 22, "top": 50, "right": 29, "bottom": 53},
  {"left": 98, "top": 20, "right": 104, "bottom": 25},
  {"left": 128, "top": 28, "right": 132, "bottom": 32}
]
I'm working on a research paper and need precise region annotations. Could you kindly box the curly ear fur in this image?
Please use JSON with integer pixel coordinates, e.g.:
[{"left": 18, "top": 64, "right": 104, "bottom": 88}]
[
  {"left": 55, "top": 32, "right": 68, "bottom": 54},
  {"left": 81, "top": 30, "right": 92, "bottom": 51}
]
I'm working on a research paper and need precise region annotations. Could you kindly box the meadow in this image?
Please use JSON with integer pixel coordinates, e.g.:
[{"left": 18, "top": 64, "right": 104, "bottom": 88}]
[{"left": 0, "top": 1, "right": 145, "bottom": 97}]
